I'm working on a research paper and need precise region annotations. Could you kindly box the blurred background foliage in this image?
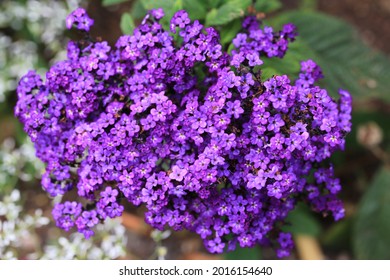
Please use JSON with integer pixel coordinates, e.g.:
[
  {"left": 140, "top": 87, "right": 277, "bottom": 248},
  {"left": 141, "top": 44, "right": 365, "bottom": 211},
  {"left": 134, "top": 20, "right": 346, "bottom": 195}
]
[
  {"left": 0, "top": 0, "right": 127, "bottom": 260},
  {"left": 1, "top": 0, "right": 389, "bottom": 260}
]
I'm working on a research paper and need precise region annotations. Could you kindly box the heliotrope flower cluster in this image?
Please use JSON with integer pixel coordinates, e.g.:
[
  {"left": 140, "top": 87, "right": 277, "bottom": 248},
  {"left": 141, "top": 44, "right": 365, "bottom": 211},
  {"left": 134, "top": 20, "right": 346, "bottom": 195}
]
[{"left": 15, "top": 8, "right": 351, "bottom": 257}]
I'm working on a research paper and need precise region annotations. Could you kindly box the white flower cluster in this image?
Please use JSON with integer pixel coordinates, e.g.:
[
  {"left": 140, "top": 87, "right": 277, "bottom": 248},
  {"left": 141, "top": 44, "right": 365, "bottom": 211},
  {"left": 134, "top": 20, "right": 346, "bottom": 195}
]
[
  {"left": 0, "top": 0, "right": 129, "bottom": 260},
  {"left": 0, "top": 139, "right": 128, "bottom": 259},
  {"left": 0, "top": 188, "right": 128, "bottom": 260},
  {"left": 40, "top": 219, "right": 128, "bottom": 260},
  {"left": 0, "top": 138, "right": 44, "bottom": 185},
  {"left": 0, "top": 0, "right": 81, "bottom": 102},
  {"left": 0, "top": 189, "right": 50, "bottom": 259}
]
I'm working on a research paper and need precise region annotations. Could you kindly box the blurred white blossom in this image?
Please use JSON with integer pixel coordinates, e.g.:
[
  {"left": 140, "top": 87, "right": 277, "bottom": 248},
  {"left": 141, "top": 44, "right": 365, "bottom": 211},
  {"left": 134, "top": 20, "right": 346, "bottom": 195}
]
[
  {"left": 0, "top": 138, "right": 44, "bottom": 185},
  {"left": 0, "top": 187, "right": 127, "bottom": 260},
  {"left": 0, "top": 0, "right": 129, "bottom": 261},
  {"left": 41, "top": 219, "right": 127, "bottom": 260},
  {"left": 0, "top": 0, "right": 82, "bottom": 102},
  {"left": 0, "top": 189, "right": 50, "bottom": 259},
  {"left": 0, "top": 139, "right": 127, "bottom": 259}
]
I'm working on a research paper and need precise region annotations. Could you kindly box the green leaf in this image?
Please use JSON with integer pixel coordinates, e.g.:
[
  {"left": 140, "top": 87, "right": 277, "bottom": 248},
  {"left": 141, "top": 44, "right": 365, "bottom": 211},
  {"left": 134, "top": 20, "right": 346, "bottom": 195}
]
[
  {"left": 219, "top": 19, "right": 242, "bottom": 45},
  {"left": 353, "top": 167, "right": 390, "bottom": 259},
  {"left": 254, "top": 0, "right": 282, "bottom": 13},
  {"left": 141, "top": 0, "right": 170, "bottom": 10},
  {"left": 268, "top": 11, "right": 390, "bottom": 101},
  {"left": 205, "top": 9, "right": 218, "bottom": 25},
  {"left": 261, "top": 37, "right": 317, "bottom": 81},
  {"left": 299, "top": 0, "right": 317, "bottom": 11},
  {"left": 102, "top": 0, "right": 128, "bottom": 6},
  {"left": 227, "top": 42, "right": 235, "bottom": 54},
  {"left": 284, "top": 203, "right": 322, "bottom": 237},
  {"left": 120, "top": 13, "right": 135, "bottom": 34},
  {"left": 205, "top": 0, "right": 251, "bottom": 26},
  {"left": 183, "top": 0, "right": 208, "bottom": 20},
  {"left": 225, "top": 246, "right": 261, "bottom": 260},
  {"left": 260, "top": 67, "right": 280, "bottom": 81},
  {"left": 321, "top": 218, "right": 352, "bottom": 251},
  {"left": 131, "top": 1, "right": 147, "bottom": 19},
  {"left": 207, "top": 0, "right": 225, "bottom": 9}
]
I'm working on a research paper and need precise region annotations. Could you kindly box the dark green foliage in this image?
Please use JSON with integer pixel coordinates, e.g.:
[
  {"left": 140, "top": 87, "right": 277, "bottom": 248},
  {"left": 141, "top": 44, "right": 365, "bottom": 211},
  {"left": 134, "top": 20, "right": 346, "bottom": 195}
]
[
  {"left": 225, "top": 246, "right": 262, "bottom": 260},
  {"left": 120, "top": 12, "right": 135, "bottom": 34},
  {"left": 102, "top": 0, "right": 128, "bottom": 6},
  {"left": 284, "top": 204, "right": 322, "bottom": 237},
  {"left": 205, "top": 0, "right": 251, "bottom": 26},
  {"left": 353, "top": 168, "right": 390, "bottom": 259},
  {"left": 254, "top": 0, "right": 282, "bottom": 13},
  {"left": 268, "top": 11, "right": 390, "bottom": 101}
]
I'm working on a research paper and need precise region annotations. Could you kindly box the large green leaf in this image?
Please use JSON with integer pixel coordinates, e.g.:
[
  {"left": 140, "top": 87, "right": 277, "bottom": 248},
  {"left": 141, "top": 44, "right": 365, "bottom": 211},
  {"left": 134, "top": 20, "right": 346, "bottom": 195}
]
[
  {"left": 120, "top": 13, "right": 135, "bottom": 34},
  {"left": 353, "top": 167, "right": 390, "bottom": 259},
  {"left": 267, "top": 11, "right": 390, "bottom": 101},
  {"left": 205, "top": 0, "right": 251, "bottom": 26},
  {"left": 254, "top": 0, "right": 282, "bottom": 13},
  {"left": 225, "top": 246, "right": 261, "bottom": 260},
  {"left": 102, "top": 0, "right": 128, "bottom": 6},
  {"left": 261, "top": 37, "right": 317, "bottom": 81},
  {"left": 207, "top": 0, "right": 225, "bottom": 9},
  {"left": 321, "top": 218, "right": 353, "bottom": 251},
  {"left": 219, "top": 19, "right": 242, "bottom": 45},
  {"left": 182, "top": 0, "right": 208, "bottom": 20},
  {"left": 140, "top": 0, "right": 170, "bottom": 9},
  {"left": 131, "top": 0, "right": 147, "bottom": 19},
  {"left": 284, "top": 203, "right": 322, "bottom": 237}
]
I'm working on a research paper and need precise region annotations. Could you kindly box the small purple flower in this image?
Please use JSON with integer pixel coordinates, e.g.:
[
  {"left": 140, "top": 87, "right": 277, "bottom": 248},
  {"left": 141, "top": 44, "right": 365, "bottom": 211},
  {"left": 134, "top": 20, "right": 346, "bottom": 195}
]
[
  {"left": 231, "top": 52, "right": 245, "bottom": 67},
  {"left": 151, "top": 8, "right": 164, "bottom": 20},
  {"left": 226, "top": 100, "right": 244, "bottom": 119},
  {"left": 267, "top": 183, "right": 283, "bottom": 199},
  {"left": 326, "top": 178, "right": 342, "bottom": 194},
  {"left": 247, "top": 173, "right": 266, "bottom": 190},
  {"left": 270, "top": 133, "right": 285, "bottom": 150},
  {"left": 324, "top": 131, "right": 341, "bottom": 147},
  {"left": 66, "top": 8, "right": 94, "bottom": 32},
  {"left": 170, "top": 10, "right": 190, "bottom": 32},
  {"left": 320, "top": 117, "right": 336, "bottom": 132},
  {"left": 207, "top": 237, "right": 225, "bottom": 253},
  {"left": 169, "top": 165, "right": 188, "bottom": 182},
  {"left": 246, "top": 52, "right": 263, "bottom": 67},
  {"left": 276, "top": 248, "right": 290, "bottom": 258},
  {"left": 150, "top": 105, "right": 167, "bottom": 122},
  {"left": 238, "top": 234, "right": 254, "bottom": 247},
  {"left": 267, "top": 114, "right": 285, "bottom": 132},
  {"left": 63, "top": 201, "right": 82, "bottom": 216},
  {"left": 78, "top": 210, "right": 99, "bottom": 228},
  {"left": 232, "top": 33, "right": 247, "bottom": 48},
  {"left": 100, "top": 186, "right": 119, "bottom": 204}
]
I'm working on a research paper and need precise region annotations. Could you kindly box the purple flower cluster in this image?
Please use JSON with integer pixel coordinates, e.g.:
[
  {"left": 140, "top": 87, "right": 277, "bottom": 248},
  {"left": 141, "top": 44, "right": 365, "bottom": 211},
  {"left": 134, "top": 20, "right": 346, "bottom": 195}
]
[
  {"left": 15, "top": 8, "right": 351, "bottom": 257},
  {"left": 66, "top": 7, "right": 94, "bottom": 32}
]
